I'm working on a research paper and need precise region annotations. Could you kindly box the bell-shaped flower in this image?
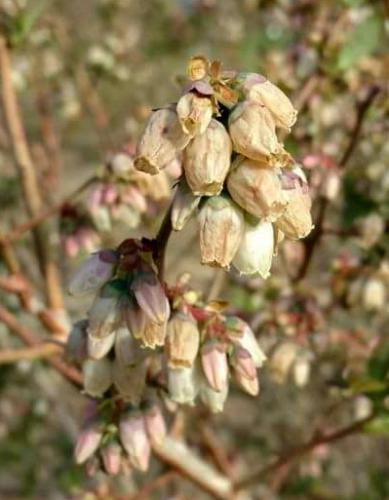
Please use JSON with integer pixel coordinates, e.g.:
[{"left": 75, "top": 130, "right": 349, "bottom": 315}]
[
  {"left": 82, "top": 358, "right": 112, "bottom": 398},
  {"left": 226, "top": 317, "right": 266, "bottom": 368},
  {"left": 168, "top": 365, "right": 200, "bottom": 405},
  {"left": 131, "top": 273, "right": 170, "bottom": 325},
  {"left": 68, "top": 250, "right": 117, "bottom": 296},
  {"left": 201, "top": 341, "right": 229, "bottom": 392},
  {"left": 171, "top": 180, "right": 201, "bottom": 231},
  {"left": 166, "top": 312, "right": 200, "bottom": 368},
  {"left": 183, "top": 119, "right": 231, "bottom": 196},
  {"left": 119, "top": 411, "right": 151, "bottom": 471},
  {"left": 198, "top": 195, "right": 244, "bottom": 268},
  {"left": 176, "top": 91, "right": 213, "bottom": 136}
]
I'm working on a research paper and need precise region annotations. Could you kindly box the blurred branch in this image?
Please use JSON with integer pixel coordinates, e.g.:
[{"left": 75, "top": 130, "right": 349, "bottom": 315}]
[
  {"left": 235, "top": 413, "right": 374, "bottom": 491},
  {"left": 0, "top": 303, "right": 82, "bottom": 386},
  {"left": 128, "top": 471, "right": 177, "bottom": 500},
  {"left": 154, "top": 436, "right": 234, "bottom": 499},
  {"left": 294, "top": 84, "right": 381, "bottom": 282},
  {"left": 0, "top": 343, "right": 62, "bottom": 364},
  {"left": 0, "top": 175, "right": 96, "bottom": 246},
  {"left": 0, "top": 34, "right": 64, "bottom": 311}
]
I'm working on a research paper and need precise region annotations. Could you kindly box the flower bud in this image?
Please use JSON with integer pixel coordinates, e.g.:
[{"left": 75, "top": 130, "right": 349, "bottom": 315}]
[
  {"left": 177, "top": 92, "right": 213, "bottom": 136},
  {"left": 123, "top": 299, "right": 148, "bottom": 340},
  {"left": 171, "top": 180, "right": 201, "bottom": 231},
  {"left": 132, "top": 273, "right": 170, "bottom": 325},
  {"left": 68, "top": 250, "right": 117, "bottom": 296},
  {"left": 91, "top": 206, "right": 112, "bottom": 232},
  {"left": 168, "top": 365, "right": 200, "bottom": 405},
  {"left": 183, "top": 119, "right": 231, "bottom": 195},
  {"left": 275, "top": 184, "right": 313, "bottom": 240},
  {"left": 230, "top": 346, "right": 257, "bottom": 380},
  {"left": 66, "top": 319, "right": 88, "bottom": 363},
  {"left": 166, "top": 312, "right": 200, "bottom": 368},
  {"left": 233, "top": 219, "right": 274, "bottom": 278},
  {"left": 187, "top": 55, "right": 209, "bottom": 81},
  {"left": 234, "top": 73, "right": 297, "bottom": 130},
  {"left": 198, "top": 195, "right": 244, "bottom": 268},
  {"left": 199, "top": 382, "right": 228, "bottom": 413},
  {"left": 87, "top": 283, "right": 121, "bottom": 338},
  {"left": 114, "top": 325, "right": 138, "bottom": 367},
  {"left": 83, "top": 358, "right": 112, "bottom": 398},
  {"left": 74, "top": 420, "right": 103, "bottom": 464},
  {"left": 135, "top": 108, "right": 190, "bottom": 175},
  {"left": 87, "top": 331, "right": 115, "bottom": 360},
  {"left": 226, "top": 317, "right": 266, "bottom": 368},
  {"left": 234, "top": 370, "right": 259, "bottom": 396},
  {"left": 101, "top": 441, "right": 122, "bottom": 475},
  {"left": 119, "top": 411, "right": 150, "bottom": 471},
  {"left": 268, "top": 342, "right": 298, "bottom": 384},
  {"left": 121, "top": 185, "right": 147, "bottom": 213},
  {"left": 108, "top": 152, "right": 134, "bottom": 180},
  {"left": 112, "top": 359, "right": 147, "bottom": 404},
  {"left": 362, "top": 277, "right": 386, "bottom": 311},
  {"left": 229, "top": 101, "right": 281, "bottom": 161},
  {"left": 201, "top": 341, "right": 228, "bottom": 392},
  {"left": 227, "top": 156, "right": 287, "bottom": 221},
  {"left": 144, "top": 405, "right": 167, "bottom": 447},
  {"left": 293, "top": 355, "right": 311, "bottom": 387},
  {"left": 141, "top": 320, "right": 167, "bottom": 349}
]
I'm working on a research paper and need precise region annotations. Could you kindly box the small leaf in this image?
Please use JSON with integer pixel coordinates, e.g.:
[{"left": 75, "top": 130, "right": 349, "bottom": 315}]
[
  {"left": 337, "top": 14, "right": 384, "bottom": 71},
  {"left": 364, "top": 414, "right": 389, "bottom": 435}
]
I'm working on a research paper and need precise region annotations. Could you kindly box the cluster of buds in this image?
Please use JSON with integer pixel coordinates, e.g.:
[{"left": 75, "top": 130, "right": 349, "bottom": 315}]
[
  {"left": 134, "top": 56, "right": 313, "bottom": 278},
  {"left": 74, "top": 399, "right": 167, "bottom": 474},
  {"left": 88, "top": 149, "right": 175, "bottom": 232},
  {"left": 164, "top": 278, "right": 266, "bottom": 412},
  {"left": 60, "top": 204, "right": 101, "bottom": 259}
]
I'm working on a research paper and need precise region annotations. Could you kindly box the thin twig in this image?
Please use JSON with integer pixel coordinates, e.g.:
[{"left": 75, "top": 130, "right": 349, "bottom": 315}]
[
  {"left": 0, "top": 35, "right": 64, "bottom": 311},
  {"left": 0, "top": 304, "right": 82, "bottom": 386},
  {"left": 128, "top": 471, "right": 177, "bottom": 500},
  {"left": 294, "top": 85, "right": 381, "bottom": 282},
  {"left": 0, "top": 176, "right": 96, "bottom": 246},
  {"left": 0, "top": 343, "right": 62, "bottom": 364},
  {"left": 235, "top": 414, "right": 374, "bottom": 490},
  {"left": 154, "top": 202, "right": 174, "bottom": 282}
]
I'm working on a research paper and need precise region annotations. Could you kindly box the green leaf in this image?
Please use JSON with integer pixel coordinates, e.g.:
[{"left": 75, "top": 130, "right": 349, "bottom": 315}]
[
  {"left": 364, "top": 414, "right": 389, "bottom": 435},
  {"left": 337, "top": 14, "right": 384, "bottom": 71},
  {"left": 350, "top": 377, "right": 387, "bottom": 394},
  {"left": 368, "top": 340, "right": 389, "bottom": 381}
]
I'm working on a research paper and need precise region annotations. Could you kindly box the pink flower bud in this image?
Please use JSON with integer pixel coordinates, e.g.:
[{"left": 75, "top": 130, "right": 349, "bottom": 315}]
[
  {"left": 227, "top": 156, "right": 287, "bottom": 221},
  {"left": 68, "top": 250, "right": 117, "bottom": 296},
  {"left": 101, "top": 184, "right": 118, "bottom": 205},
  {"left": 229, "top": 101, "right": 281, "bottom": 161},
  {"left": 74, "top": 420, "right": 103, "bottom": 464},
  {"left": 135, "top": 108, "right": 191, "bottom": 175},
  {"left": 88, "top": 185, "right": 104, "bottom": 210},
  {"left": 144, "top": 406, "right": 167, "bottom": 447},
  {"left": 183, "top": 119, "right": 231, "bottom": 196},
  {"left": 201, "top": 341, "right": 228, "bottom": 392},
  {"left": 226, "top": 317, "right": 266, "bottom": 368},
  {"left": 119, "top": 412, "right": 151, "bottom": 471},
  {"left": 132, "top": 274, "right": 170, "bottom": 325},
  {"left": 198, "top": 196, "right": 244, "bottom": 268},
  {"left": 87, "top": 331, "right": 115, "bottom": 360},
  {"left": 233, "top": 219, "right": 274, "bottom": 278},
  {"left": 166, "top": 313, "right": 200, "bottom": 368},
  {"left": 176, "top": 92, "right": 213, "bottom": 136},
  {"left": 121, "top": 185, "right": 147, "bottom": 213},
  {"left": 83, "top": 358, "right": 112, "bottom": 398},
  {"left": 171, "top": 180, "right": 201, "bottom": 231},
  {"left": 101, "top": 441, "right": 122, "bottom": 475},
  {"left": 234, "top": 73, "right": 297, "bottom": 130},
  {"left": 235, "top": 370, "right": 259, "bottom": 396},
  {"left": 64, "top": 235, "right": 80, "bottom": 258},
  {"left": 230, "top": 346, "right": 257, "bottom": 380}
]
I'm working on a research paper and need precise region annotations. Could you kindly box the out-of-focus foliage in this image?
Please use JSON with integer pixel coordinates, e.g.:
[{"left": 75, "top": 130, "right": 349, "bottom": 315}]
[{"left": 1, "top": 0, "right": 389, "bottom": 498}]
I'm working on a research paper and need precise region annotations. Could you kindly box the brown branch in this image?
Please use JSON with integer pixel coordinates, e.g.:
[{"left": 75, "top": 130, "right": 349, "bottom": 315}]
[
  {"left": 235, "top": 414, "right": 374, "bottom": 491},
  {"left": 154, "top": 202, "right": 174, "bottom": 282},
  {"left": 0, "top": 176, "right": 96, "bottom": 246},
  {"left": 128, "top": 471, "right": 177, "bottom": 500},
  {"left": 0, "top": 35, "right": 64, "bottom": 311},
  {"left": 0, "top": 303, "right": 82, "bottom": 386},
  {"left": 294, "top": 85, "right": 381, "bottom": 282},
  {"left": 0, "top": 343, "right": 62, "bottom": 364}
]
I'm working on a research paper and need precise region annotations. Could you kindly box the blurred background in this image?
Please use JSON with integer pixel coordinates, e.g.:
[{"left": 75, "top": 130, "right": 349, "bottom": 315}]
[{"left": 1, "top": 0, "right": 389, "bottom": 498}]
